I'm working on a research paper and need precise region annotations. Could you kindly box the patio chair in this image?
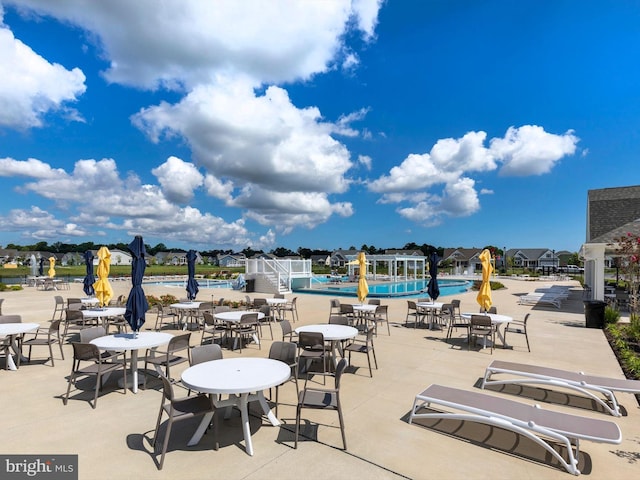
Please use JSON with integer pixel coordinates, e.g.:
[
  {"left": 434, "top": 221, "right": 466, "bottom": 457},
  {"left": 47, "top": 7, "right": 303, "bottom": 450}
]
[
  {"left": 268, "top": 341, "right": 299, "bottom": 416},
  {"left": 503, "top": 313, "right": 531, "bottom": 352},
  {"left": 154, "top": 304, "right": 179, "bottom": 331},
  {"left": 295, "top": 358, "right": 348, "bottom": 450},
  {"left": 446, "top": 305, "right": 470, "bottom": 344},
  {"left": 482, "top": 359, "right": 640, "bottom": 417},
  {"left": 143, "top": 333, "right": 191, "bottom": 387},
  {"left": 408, "top": 383, "right": 621, "bottom": 475},
  {"left": 200, "top": 311, "right": 227, "bottom": 346},
  {"left": 279, "top": 319, "right": 298, "bottom": 343},
  {"left": 468, "top": 315, "right": 495, "bottom": 353},
  {"left": 228, "top": 313, "right": 260, "bottom": 352},
  {"left": 79, "top": 326, "right": 122, "bottom": 362},
  {"left": 281, "top": 297, "right": 299, "bottom": 323},
  {"left": 344, "top": 327, "right": 377, "bottom": 377},
  {"left": 63, "top": 307, "right": 86, "bottom": 337},
  {"left": 328, "top": 299, "right": 341, "bottom": 321},
  {"left": 371, "top": 304, "right": 390, "bottom": 336},
  {"left": 298, "top": 331, "right": 329, "bottom": 380},
  {"left": 153, "top": 374, "right": 217, "bottom": 470},
  {"left": 405, "top": 300, "right": 423, "bottom": 328},
  {"left": 257, "top": 304, "right": 275, "bottom": 339},
  {"left": 52, "top": 295, "right": 65, "bottom": 320},
  {"left": 64, "top": 342, "right": 127, "bottom": 409},
  {"left": 22, "top": 319, "right": 65, "bottom": 367},
  {"left": 188, "top": 344, "right": 223, "bottom": 396}
]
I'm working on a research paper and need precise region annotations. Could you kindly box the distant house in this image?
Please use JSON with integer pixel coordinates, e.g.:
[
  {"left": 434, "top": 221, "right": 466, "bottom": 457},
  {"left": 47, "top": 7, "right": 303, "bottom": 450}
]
[
  {"left": 442, "top": 248, "right": 482, "bottom": 274},
  {"left": 217, "top": 253, "right": 246, "bottom": 268},
  {"left": 506, "top": 248, "right": 558, "bottom": 270},
  {"left": 330, "top": 249, "right": 360, "bottom": 268},
  {"left": 310, "top": 254, "right": 331, "bottom": 266},
  {"left": 61, "top": 252, "right": 84, "bottom": 266},
  {"left": 384, "top": 249, "right": 423, "bottom": 256}
]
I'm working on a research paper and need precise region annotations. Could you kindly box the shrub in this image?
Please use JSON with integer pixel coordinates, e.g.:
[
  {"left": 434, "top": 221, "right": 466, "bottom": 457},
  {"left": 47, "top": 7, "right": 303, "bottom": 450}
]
[
  {"left": 159, "top": 294, "right": 178, "bottom": 306},
  {"left": 604, "top": 305, "right": 621, "bottom": 325}
]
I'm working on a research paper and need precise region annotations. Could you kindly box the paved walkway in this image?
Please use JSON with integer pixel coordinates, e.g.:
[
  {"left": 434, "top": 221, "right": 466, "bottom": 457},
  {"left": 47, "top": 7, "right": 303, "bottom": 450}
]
[{"left": 2, "top": 277, "right": 639, "bottom": 479}]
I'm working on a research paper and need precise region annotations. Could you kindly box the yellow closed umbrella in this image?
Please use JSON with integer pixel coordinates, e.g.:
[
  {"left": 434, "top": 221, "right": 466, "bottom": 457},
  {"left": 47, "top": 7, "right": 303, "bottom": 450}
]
[
  {"left": 48, "top": 257, "right": 56, "bottom": 278},
  {"left": 356, "top": 251, "right": 369, "bottom": 303},
  {"left": 476, "top": 248, "right": 493, "bottom": 312},
  {"left": 93, "top": 246, "right": 113, "bottom": 307}
]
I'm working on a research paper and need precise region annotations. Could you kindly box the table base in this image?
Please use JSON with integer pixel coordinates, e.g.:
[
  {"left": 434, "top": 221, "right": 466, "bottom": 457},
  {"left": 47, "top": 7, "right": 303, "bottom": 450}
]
[{"left": 188, "top": 391, "right": 279, "bottom": 456}]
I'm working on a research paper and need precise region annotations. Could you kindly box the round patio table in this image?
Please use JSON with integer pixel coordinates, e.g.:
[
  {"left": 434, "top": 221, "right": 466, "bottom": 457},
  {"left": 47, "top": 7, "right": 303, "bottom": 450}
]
[
  {"left": 181, "top": 357, "right": 290, "bottom": 456},
  {"left": 90, "top": 331, "right": 173, "bottom": 393},
  {"left": 0, "top": 323, "right": 38, "bottom": 370}
]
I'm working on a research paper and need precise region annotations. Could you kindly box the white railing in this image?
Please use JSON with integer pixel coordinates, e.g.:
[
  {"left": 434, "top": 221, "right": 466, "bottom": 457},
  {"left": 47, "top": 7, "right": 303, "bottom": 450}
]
[{"left": 245, "top": 259, "right": 312, "bottom": 292}]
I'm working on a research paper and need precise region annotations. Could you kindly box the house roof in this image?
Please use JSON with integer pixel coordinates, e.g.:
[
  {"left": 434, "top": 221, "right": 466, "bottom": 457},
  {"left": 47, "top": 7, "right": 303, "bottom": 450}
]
[
  {"left": 506, "top": 248, "right": 551, "bottom": 260},
  {"left": 587, "top": 185, "right": 640, "bottom": 242}
]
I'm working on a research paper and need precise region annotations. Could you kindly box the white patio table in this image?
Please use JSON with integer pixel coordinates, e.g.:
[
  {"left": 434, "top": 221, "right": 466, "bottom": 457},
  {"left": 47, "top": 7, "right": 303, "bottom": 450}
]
[
  {"left": 82, "top": 307, "right": 126, "bottom": 329},
  {"left": 295, "top": 324, "right": 358, "bottom": 366},
  {"left": 0, "top": 323, "right": 38, "bottom": 370},
  {"left": 90, "top": 331, "right": 173, "bottom": 393},
  {"left": 181, "top": 357, "right": 290, "bottom": 456},
  {"left": 170, "top": 302, "right": 202, "bottom": 330},
  {"left": 417, "top": 302, "right": 444, "bottom": 330},
  {"left": 461, "top": 313, "right": 513, "bottom": 348}
]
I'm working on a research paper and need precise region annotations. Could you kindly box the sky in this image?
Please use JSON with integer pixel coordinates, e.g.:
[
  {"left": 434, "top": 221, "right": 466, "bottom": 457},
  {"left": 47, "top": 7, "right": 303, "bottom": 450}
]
[{"left": 0, "top": 0, "right": 637, "bottom": 254}]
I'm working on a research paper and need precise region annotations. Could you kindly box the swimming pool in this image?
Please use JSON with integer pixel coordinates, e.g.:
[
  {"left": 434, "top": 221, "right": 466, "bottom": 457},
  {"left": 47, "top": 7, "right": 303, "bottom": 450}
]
[
  {"left": 298, "top": 278, "right": 472, "bottom": 298},
  {"left": 143, "top": 279, "right": 233, "bottom": 289}
]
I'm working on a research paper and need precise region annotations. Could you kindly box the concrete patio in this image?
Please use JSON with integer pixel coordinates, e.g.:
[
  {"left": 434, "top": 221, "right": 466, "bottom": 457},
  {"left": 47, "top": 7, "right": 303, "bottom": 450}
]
[{"left": 2, "top": 277, "right": 639, "bottom": 479}]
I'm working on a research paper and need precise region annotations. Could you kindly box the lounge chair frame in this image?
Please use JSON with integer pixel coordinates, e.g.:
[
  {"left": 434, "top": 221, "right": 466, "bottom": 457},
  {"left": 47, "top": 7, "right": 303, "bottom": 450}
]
[
  {"left": 482, "top": 359, "right": 640, "bottom": 417},
  {"left": 409, "top": 384, "right": 621, "bottom": 475}
]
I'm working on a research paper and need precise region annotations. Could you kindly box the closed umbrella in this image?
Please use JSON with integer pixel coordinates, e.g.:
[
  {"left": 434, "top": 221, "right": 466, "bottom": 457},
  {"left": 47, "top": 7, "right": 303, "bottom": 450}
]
[
  {"left": 476, "top": 248, "right": 493, "bottom": 312},
  {"left": 83, "top": 250, "right": 95, "bottom": 297},
  {"left": 93, "top": 246, "right": 113, "bottom": 307},
  {"left": 426, "top": 252, "right": 440, "bottom": 301},
  {"left": 38, "top": 257, "right": 44, "bottom": 276},
  {"left": 124, "top": 236, "right": 149, "bottom": 334},
  {"left": 186, "top": 250, "right": 199, "bottom": 301},
  {"left": 356, "top": 251, "right": 369, "bottom": 303},
  {"left": 48, "top": 257, "right": 56, "bottom": 278},
  {"left": 30, "top": 254, "right": 37, "bottom": 277}
]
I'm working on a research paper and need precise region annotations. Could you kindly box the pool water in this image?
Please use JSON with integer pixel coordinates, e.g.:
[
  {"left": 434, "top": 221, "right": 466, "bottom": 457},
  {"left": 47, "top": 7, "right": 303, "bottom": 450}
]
[
  {"left": 299, "top": 278, "right": 472, "bottom": 298},
  {"left": 143, "top": 279, "right": 232, "bottom": 288}
]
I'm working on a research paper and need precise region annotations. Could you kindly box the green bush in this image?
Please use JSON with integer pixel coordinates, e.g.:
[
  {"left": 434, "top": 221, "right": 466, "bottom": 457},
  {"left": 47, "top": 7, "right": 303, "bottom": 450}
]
[{"left": 604, "top": 305, "right": 621, "bottom": 324}]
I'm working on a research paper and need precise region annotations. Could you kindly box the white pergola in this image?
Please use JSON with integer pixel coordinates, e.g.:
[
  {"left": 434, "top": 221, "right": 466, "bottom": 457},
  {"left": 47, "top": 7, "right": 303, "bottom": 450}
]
[{"left": 346, "top": 254, "right": 428, "bottom": 281}]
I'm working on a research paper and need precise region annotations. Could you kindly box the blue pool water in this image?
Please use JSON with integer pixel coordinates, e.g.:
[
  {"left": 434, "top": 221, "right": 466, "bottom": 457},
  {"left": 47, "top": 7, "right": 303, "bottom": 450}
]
[
  {"left": 299, "top": 278, "right": 472, "bottom": 298},
  {"left": 143, "top": 279, "right": 232, "bottom": 288}
]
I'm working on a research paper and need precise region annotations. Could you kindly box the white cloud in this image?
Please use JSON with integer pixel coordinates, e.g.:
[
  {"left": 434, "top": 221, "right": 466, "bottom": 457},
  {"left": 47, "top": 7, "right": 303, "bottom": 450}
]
[
  {"left": 0, "top": 18, "right": 85, "bottom": 129},
  {"left": 0, "top": 156, "right": 260, "bottom": 247},
  {"left": 133, "top": 81, "right": 356, "bottom": 228},
  {"left": 491, "top": 125, "right": 579, "bottom": 176},
  {"left": 151, "top": 156, "right": 203, "bottom": 204},
  {"left": 358, "top": 154, "right": 372, "bottom": 170},
  {"left": 371, "top": 125, "right": 577, "bottom": 227},
  {"left": 8, "top": 0, "right": 382, "bottom": 89},
  {"left": 0, "top": 157, "right": 64, "bottom": 178}
]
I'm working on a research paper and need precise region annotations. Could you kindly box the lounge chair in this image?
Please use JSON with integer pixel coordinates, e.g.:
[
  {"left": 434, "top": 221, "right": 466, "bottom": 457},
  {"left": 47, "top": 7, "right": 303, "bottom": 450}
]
[
  {"left": 482, "top": 359, "right": 640, "bottom": 417},
  {"left": 518, "top": 292, "right": 563, "bottom": 308},
  {"left": 408, "top": 384, "right": 621, "bottom": 475}
]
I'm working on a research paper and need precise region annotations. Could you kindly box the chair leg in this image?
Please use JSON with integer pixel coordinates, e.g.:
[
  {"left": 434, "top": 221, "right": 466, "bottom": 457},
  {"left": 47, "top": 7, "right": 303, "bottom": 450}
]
[
  {"left": 337, "top": 406, "right": 347, "bottom": 450},
  {"left": 159, "top": 418, "right": 173, "bottom": 470},
  {"left": 294, "top": 404, "right": 301, "bottom": 449}
]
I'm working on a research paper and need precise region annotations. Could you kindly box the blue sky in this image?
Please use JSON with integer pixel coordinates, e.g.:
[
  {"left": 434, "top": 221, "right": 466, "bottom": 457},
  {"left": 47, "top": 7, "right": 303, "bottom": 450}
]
[{"left": 0, "top": 1, "right": 636, "bottom": 254}]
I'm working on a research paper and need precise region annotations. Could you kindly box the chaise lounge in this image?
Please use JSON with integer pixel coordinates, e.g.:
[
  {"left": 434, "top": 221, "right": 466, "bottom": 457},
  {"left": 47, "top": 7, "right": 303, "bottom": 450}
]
[
  {"left": 482, "top": 359, "right": 640, "bottom": 417},
  {"left": 408, "top": 383, "right": 621, "bottom": 475}
]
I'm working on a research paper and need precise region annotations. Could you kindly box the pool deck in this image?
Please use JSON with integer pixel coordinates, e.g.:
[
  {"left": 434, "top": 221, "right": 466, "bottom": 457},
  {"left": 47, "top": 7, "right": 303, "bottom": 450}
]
[{"left": 2, "top": 276, "right": 639, "bottom": 479}]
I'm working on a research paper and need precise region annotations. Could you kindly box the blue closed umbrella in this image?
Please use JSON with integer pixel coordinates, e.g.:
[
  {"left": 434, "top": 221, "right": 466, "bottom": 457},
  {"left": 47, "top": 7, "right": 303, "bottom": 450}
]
[
  {"left": 186, "top": 250, "right": 199, "bottom": 301},
  {"left": 124, "top": 236, "right": 149, "bottom": 333},
  {"left": 83, "top": 250, "right": 95, "bottom": 296},
  {"left": 426, "top": 252, "right": 440, "bottom": 301},
  {"left": 38, "top": 257, "right": 44, "bottom": 276}
]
